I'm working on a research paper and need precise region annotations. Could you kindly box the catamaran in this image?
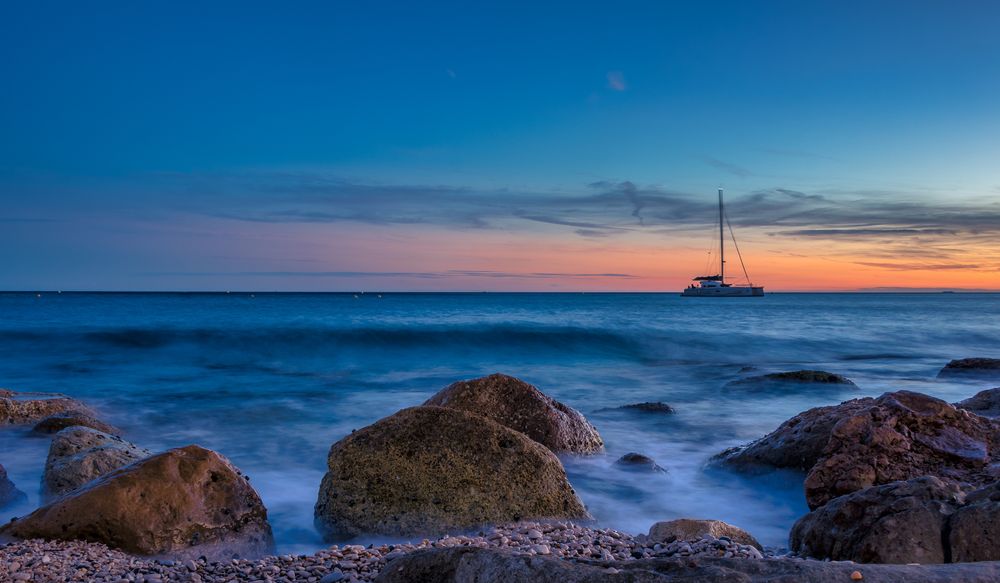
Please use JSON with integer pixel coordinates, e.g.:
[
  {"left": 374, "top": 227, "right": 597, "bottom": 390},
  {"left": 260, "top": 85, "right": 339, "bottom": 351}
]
[{"left": 681, "top": 188, "right": 764, "bottom": 297}]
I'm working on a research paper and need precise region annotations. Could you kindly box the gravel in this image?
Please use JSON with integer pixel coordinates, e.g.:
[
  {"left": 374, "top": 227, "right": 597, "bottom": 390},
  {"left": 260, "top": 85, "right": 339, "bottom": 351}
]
[{"left": 0, "top": 521, "right": 776, "bottom": 582}]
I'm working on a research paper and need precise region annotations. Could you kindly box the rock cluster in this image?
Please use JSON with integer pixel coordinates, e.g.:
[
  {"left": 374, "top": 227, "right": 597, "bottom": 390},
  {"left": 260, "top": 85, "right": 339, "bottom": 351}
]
[
  {"left": 42, "top": 426, "right": 151, "bottom": 499},
  {"left": 314, "top": 406, "right": 589, "bottom": 540},
  {"left": 0, "top": 389, "right": 94, "bottom": 425},
  {"left": 719, "top": 390, "right": 1000, "bottom": 508},
  {"left": 423, "top": 373, "right": 604, "bottom": 454},
  {"left": 1, "top": 445, "right": 275, "bottom": 560}
]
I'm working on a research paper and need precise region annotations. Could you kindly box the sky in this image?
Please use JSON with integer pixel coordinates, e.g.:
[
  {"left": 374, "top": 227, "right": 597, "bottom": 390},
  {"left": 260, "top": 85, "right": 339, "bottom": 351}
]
[{"left": 1, "top": 1, "right": 999, "bottom": 291}]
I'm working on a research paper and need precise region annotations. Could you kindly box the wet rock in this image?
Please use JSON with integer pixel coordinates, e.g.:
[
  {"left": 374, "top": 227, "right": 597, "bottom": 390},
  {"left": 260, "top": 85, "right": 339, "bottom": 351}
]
[
  {"left": 647, "top": 519, "right": 761, "bottom": 550},
  {"left": 725, "top": 370, "right": 856, "bottom": 389},
  {"left": 954, "top": 388, "right": 1000, "bottom": 418},
  {"left": 949, "top": 481, "right": 1000, "bottom": 562},
  {"left": 1, "top": 463, "right": 27, "bottom": 509},
  {"left": 719, "top": 390, "right": 1000, "bottom": 509},
  {"left": 790, "top": 476, "right": 964, "bottom": 564},
  {"left": 42, "top": 426, "right": 151, "bottom": 499},
  {"left": 804, "top": 391, "right": 1000, "bottom": 508},
  {"left": 0, "top": 389, "right": 94, "bottom": 425},
  {"left": 423, "top": 373, "right": 603, "bottom": 454},
  {"left": 0, "top": 445, "right": 275, "bottom": 560},
  {"left": 939, "top": 358, "right": 1000, "bottom": 379},
  {"left": 314, "top": 406, "right": 589, "bottom": 540},
  {"left": 599, "top": 402, "right": 676, "bottom": 414},
  {"left": 614, "top": 453, "right": 666, "bottom": 473},
  {"left": 31, "top": 409, "right": 120, "bottom": 436}
]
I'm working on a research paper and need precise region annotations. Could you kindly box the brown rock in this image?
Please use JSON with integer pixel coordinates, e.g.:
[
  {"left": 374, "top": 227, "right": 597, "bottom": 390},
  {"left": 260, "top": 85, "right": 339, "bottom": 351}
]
[
  {"left": 1, "top": 463, "right": 27, "bottom": 509},
  {"left": 32, "top": 409, "right": 120, "bottom": 436},
  {"left": 42, "top": 426, "right": 151, "bottom": 499},
  {"left": 648, "top": 518, "right": 761, "bottom": 550},
  {"left": 790, "top": 476, "right": 965, "bottom": 564},
  {"left": 939, "top": 358, "right": 1000, "bottom": 378},
  {"left": 314, "top": 406, "right": 589, "bottom": 540},
  {"left": 0, "top": 389, "right": 94, "bottom": 425},
  {"left": 424, "top": 373, "right": 603, "bottom": 454},
  {"left": 0, "top": 445, "right": 274, "bottom": 560},
  {"left": 949, "top": 481, "right": 1000, "bottom": 562},
  {"left": 804, "top": 391, "right": 1000, "bottom": 508},
  {"left": 725, "top": 370, "right": 856, "bottom": 389},
  {"left": 955, "top": 388, "right": 1000, "bottom": 418}
]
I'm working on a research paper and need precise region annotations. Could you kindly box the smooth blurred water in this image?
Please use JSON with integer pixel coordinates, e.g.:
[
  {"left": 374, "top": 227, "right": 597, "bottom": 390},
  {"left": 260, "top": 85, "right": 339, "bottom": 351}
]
[{"left": 1, "top": 292, "right": 998, "bottom": 552}]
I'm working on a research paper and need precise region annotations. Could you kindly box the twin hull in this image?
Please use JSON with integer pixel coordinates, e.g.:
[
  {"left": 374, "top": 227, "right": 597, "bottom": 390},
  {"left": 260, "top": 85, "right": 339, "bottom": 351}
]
[{"left": 681, "top": 286, "right": 764, "bottom": 297}]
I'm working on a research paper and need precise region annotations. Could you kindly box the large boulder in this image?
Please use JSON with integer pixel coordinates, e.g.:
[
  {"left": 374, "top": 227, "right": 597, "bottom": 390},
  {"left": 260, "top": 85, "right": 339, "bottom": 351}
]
[
  {"left": 0, "top": 389, "right": 94, "bottom": 425},
  {"left": 648, "top": 519, "right": 761, "bottom": 550},
  {"left": 0, "top": 445, "right": 274, "bottom": 560},
  {"left": 949, "top": 481, "right": 1000, "bottom": 562},
  {"left": 32, "top": 409, "right": 120, "bottom": 436},
  {"left": 423, "top": 374, "right": 603, "bottom": 454},
  {"left": 718, "top": 391, "right": 1000, "bottom": 509},
  {"left": 314, "top": 406, "right": 589, "bottom": 540},
  {"left": 374, "top": 546, "right": 1000, "bottom": 583},
  {"left": 955, "top": 388, "right": 1000, "bottom": 418},
  {"left": 725, "top": 370, "right": 856, "bottom": 390},
  {"left": 939, "top": 358, "right": 1000, "bottom": 379},
  {"left": 804, "top": 391, "right": 1000, "bottom": 508},
  {"left": 1, "top": 463, "right": 26, "bottom": 509},
  {"left": 790, "top": 476, "right": 965, "bottom": 564},
  {"left": 42, "top": 426, "right": 151, "bottom": 499}
]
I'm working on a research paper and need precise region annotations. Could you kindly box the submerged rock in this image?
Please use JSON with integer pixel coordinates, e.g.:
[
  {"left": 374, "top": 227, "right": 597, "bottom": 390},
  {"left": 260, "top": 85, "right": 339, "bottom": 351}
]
[
  {"left": 790, "top": 476, "right": 964, "bottom": 564},
  {"left": 647, "top": 518, "right": 761, "bottom": 550},
  {"left": 725, "top": 370, "right": 856, "bottom": 389},
  {"left": 719, "top": 390, "right": 1000, "bottom": 509},
  {"left": 599, "top": 402, "right": 676, "bottom": 414},
  {"left": 314, "top": 406, "right": 589, "bottom": 540},
  {"left": 0, "top": 445, "right": 275, "bottom": 560},
  {"left": 423, "top": 373, "right": 604, "bottom": 454},
  {"left": 43, "top": 426, "right": 151, "bottom": 499},
  {"left": 0, "top": 389, "right": 94, "bottom": 425},
  {"left": 614, "top": 452, "right": 666, "bottom": 473},
  {"left": 1, "top": 463, "right": 27, "bottom": 509},
  {"left": 939, "top": 358, "right": 1000, "bottom": 378},
  {"left": 955, "top": 388, "right": 1000, "bottom": 418},
  {"left": 32, "top": 409, "right": 120, "bottom": 436}
]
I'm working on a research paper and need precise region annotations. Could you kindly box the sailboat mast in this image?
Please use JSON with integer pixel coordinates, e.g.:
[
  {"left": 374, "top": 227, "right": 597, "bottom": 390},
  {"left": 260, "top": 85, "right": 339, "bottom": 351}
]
[{"left": 718, "top": 188, "right": 725, "bottom": 282}]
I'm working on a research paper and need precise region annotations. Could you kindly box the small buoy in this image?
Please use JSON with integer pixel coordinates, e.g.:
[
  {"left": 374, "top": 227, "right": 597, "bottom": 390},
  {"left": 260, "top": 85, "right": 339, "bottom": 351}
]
[
  {"left": 36, "top": 293, "right": 41, "bottom": 298},
  {"left": 851, "top": 571, "right": 863, "bottom": 581}
]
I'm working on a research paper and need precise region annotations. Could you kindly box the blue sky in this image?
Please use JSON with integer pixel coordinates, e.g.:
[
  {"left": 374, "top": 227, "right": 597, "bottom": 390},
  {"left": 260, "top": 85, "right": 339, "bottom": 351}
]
[{"left": 1, "top": 1, "right": 999, "bottom": 290}]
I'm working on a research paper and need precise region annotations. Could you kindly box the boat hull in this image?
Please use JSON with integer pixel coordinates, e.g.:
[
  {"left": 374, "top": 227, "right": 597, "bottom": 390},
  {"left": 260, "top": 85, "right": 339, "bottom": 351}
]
[{"left": 681, "top": 286, "right": 764, "bottom": 297}]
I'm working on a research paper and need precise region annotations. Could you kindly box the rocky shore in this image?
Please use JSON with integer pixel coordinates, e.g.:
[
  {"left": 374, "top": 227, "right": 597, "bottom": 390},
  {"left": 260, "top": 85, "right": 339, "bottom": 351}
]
[{"left": 5, "top": 360, "right": 1000, "bottom": 581}]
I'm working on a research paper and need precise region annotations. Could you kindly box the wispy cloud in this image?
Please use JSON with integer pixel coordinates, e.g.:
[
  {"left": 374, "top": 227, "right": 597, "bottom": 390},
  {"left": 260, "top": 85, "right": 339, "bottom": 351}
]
[
  {"left": 853, "top": 262, "right": 982, "bottom": 271},
  {"left": 700, "top": 156, "right": 753, "bottom": 178},
  {"left": 144, "top": 270, "right": 638, "bottom": 279},
  {"left": 606, "top": 71, "right": 626, "bottom": 91}
]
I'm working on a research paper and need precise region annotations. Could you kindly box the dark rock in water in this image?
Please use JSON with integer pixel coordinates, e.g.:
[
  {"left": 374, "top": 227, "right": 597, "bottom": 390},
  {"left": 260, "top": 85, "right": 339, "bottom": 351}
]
[
  {"left": 43, "top": 426, "right": 151, "bottom": 500},
  {"left": 0, "top": 445, "right": 275, "bottom": 560},
  {"left": 314, "top": 406, "right": 589, "bottom": 541},
  {"left": 949, "top": 481, "right": 1000, "bottom": 562},
  {"left": 715, "top": 397, "right": 873, "bottom": 472},
  {"left": 0, "top": 389, "right": 95, "bottom": 425},
  {"left": 0, "top": 463, "right": 27, "bottom": 509},
  {"left": 373, "top": 546, "right": 1000, "bottom": 582},
  {"left": 719, "top": 390, "right": 1000, "bottom": 509},
  {"left": 725, "top": 370, "right": 856, "bottom": 389},
  {"left": 31, "top": 409, "right": 121, "bottom": 436},
  {"left": 423, "top": 373, "right": 604, "bottom": 454},
  {"left": 648, "top": 518, "right": 760, "bottom": 550},
  {"left": 738, "top": 365, "right": 758, "bottom": 373},
  {"left": 610, "top": 402, "right": 676, "bottom": 414},
  {"left": 939, "top": 358, "right": 1000, "bottom": 378},
  {"left": 955, "top": 388, "right": 1000, "bottom": 418},
  {"left": 790, "top": 476, "right": 964, "bottom": 564},
  {"left": 614, "top": 452, "right": 666, "bottom": 473}
]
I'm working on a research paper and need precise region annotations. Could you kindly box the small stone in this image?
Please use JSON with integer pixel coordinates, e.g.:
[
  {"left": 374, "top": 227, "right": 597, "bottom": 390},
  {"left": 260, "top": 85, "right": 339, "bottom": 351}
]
[
  {"left": 320, "top": 573, "right": 346, "bottom": 583},
  {"left": 851, "top": 571, "right": 863, "bottom": 581},
  {"left": 526, "top": 528, "right": 543, "bottom": 540},
  {"left": 531, "top": 544, "right": 551, "bottom": 555}
]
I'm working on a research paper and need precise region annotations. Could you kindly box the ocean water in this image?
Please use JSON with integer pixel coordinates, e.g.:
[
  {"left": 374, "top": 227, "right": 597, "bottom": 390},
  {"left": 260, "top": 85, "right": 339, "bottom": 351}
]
[{"left": 1, "top": 291, "right": 999, "bottom": 553}]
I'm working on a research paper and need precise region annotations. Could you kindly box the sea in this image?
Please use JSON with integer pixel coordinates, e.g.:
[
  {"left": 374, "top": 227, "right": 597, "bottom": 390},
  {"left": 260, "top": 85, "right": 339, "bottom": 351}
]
[{"left": 1, "top": 291, "right": 998, "bottom": 553}]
